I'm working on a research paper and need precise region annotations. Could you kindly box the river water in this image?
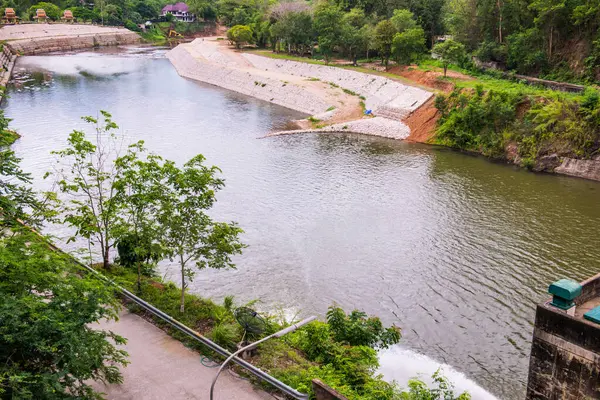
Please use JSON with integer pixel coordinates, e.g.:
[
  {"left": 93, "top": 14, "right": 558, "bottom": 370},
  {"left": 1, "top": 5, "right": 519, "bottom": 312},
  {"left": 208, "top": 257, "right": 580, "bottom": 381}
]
[{"left": 6, "top": 47, "right": 600, "bottom": 400}]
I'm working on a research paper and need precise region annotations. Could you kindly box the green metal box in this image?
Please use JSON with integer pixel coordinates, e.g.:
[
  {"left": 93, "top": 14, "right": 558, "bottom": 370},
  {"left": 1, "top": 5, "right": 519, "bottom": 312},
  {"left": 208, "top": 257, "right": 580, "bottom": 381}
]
[{"left": 548, "top": 279, "right": 582, "bottom": 310}]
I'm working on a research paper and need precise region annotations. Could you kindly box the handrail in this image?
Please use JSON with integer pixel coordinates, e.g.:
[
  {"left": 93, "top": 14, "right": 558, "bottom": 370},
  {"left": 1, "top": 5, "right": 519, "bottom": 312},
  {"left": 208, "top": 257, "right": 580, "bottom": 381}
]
[{"left": 19, "top": 226, "right": 310, "bottom": 400}]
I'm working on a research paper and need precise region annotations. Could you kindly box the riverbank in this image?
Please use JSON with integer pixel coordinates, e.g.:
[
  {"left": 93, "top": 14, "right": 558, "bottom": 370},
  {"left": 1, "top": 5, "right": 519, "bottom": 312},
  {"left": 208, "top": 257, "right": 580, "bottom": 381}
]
[
  {"left": 242, "top": 50, "right": 600, "bottom": 183},
  {"left": 167, "top": 38, "right": 432, "bottom": 140},
  {"left": 0, "top": 25, "right": 140, "bottom": 55}
]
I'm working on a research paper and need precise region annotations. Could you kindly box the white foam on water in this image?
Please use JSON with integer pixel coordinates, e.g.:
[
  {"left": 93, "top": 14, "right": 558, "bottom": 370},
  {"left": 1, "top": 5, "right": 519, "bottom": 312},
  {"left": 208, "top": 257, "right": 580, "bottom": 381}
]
[
  {"left": 378, "top": 346, "right": 499, "bottom": 400},
  {"left": 16, "top": 55, "right": 142, "bottom": 76}
]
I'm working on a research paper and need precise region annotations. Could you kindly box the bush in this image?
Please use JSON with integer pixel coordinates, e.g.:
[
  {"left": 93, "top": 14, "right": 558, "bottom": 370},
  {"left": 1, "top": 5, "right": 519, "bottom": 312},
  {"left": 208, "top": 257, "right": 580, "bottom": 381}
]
[
  {"left": 124, "top": 19, "right": 141, "bottom": 32},
  {"left": 210, "top": 323, "right": 240, "bottom": 350},
  {"left": 435, "top": 88, "right": 522, "bottom": 156},
  {"left": 474, "top": 41, "right": 507, "bottom": 63},
  {"left": 227, "top": 25, "right": 253, "bottom": 49}
]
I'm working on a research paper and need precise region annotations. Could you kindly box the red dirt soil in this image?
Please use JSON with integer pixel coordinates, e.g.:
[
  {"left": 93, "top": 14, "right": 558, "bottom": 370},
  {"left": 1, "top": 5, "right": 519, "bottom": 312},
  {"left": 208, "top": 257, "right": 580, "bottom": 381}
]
[
  {"left": 403, "top": 97, "right": 440, "bottom": 143},
  {"left": 387, "top": 65, "right": 473, "bottom": 93}
]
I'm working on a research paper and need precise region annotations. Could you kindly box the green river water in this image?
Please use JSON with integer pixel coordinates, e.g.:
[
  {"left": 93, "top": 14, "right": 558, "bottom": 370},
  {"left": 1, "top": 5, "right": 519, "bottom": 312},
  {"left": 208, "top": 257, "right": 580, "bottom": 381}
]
[{"left": 5, "top": 47, "right": 600, "bottom": 399}]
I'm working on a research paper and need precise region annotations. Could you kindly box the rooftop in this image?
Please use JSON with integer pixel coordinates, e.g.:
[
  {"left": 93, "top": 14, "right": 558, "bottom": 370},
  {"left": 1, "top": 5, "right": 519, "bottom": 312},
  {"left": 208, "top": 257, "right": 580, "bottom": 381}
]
[{"left": 162, "top": 2, "right": 189, "bottom": 13}]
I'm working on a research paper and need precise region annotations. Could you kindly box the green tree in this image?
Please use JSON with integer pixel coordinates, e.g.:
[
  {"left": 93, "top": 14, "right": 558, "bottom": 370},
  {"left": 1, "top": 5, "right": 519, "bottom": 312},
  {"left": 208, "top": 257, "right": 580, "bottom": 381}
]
[
  {"left": 0, "top": 230, "right": 128, "bottom": 399},
  {"left": 227, "top": 24, "right": 254, "bottom": 48},
  {"left": 528, "top": 0, "right": 566, "bottom": 59},
  {"left": 0, "top": 113, "right": 43, "bottom": 227},
  {"left": 313, "top": 3, "right": 344, "bottom": 64},
  {"left": 392, "top": 27, "right": 426, "bottom": 65},
  {"left": 49, "top": 112, "right": 144, "bottom": 271},
  {"left": 115, "top": 152, "right": 166, "bottom": 293},
  {"left": 374, "top": 19, "right": 397, "bottom": 69},
  {"left": 341, "top": 21, "right": 368, "bottom": 65},
  {"left": 432, "top": 39, "right": 467, "bottom": 76},
  {"left": 158, "top": 155, "right": 245, "bottom": 313},
  {"left": 390, "top": 9, "right": 417, "bottom": 33},
  {"left": 28, "top": 2, "right": 61, "bottom": 20}
]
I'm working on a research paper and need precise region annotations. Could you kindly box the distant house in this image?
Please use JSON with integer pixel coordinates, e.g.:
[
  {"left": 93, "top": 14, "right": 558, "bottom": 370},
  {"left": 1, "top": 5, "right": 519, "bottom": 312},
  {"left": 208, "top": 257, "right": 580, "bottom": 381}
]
[{"left": 161, "top": 3, "right": 195, "bottom": 22}]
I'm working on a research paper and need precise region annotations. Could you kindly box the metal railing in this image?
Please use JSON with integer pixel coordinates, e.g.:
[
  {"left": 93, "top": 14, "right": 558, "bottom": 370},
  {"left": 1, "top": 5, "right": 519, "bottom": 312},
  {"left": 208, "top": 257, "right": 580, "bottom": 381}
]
[{"left": 34, "top": 234, "right": 310, "bottom": 400}]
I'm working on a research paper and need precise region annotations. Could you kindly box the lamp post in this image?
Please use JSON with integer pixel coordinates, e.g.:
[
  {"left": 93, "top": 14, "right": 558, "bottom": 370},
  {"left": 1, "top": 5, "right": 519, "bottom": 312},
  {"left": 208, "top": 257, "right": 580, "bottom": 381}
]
[{"left": 210, "top": 316, "right": 317, "bottom": 400}]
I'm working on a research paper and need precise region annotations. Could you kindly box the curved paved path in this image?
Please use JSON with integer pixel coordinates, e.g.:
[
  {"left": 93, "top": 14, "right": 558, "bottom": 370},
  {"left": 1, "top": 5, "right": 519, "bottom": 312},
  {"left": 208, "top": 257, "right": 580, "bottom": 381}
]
[{"left": 92, "top": 311, "right": 274, "bottom": 400}]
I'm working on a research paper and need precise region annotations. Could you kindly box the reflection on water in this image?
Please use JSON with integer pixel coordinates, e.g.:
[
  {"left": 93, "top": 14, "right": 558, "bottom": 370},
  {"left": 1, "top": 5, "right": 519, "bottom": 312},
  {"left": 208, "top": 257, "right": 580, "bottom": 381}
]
[{"left": 6, "top": 48, "right": 600, "bottom": 400}]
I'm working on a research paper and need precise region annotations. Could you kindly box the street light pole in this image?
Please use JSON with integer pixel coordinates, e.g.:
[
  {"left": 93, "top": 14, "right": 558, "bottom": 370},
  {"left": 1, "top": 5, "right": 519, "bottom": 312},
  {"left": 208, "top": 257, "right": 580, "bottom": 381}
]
[{"left": 210, "top": 316, "right": 317, "bottom": 400}]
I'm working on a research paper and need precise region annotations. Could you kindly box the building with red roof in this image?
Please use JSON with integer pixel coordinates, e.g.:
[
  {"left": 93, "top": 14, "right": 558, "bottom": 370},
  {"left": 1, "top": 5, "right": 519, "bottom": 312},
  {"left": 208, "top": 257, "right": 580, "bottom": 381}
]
[{"left": 161, "top": 3, "right": 195, "bottom": 22}]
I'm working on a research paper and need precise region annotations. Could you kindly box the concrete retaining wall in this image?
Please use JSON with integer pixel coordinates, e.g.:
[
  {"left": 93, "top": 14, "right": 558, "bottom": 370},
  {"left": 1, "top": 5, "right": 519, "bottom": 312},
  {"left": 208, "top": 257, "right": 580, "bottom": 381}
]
[
  {"left": 0, "top": 44, "right": 17, "bottom": 103},
  {"left": 526, "top": 275, "right": 600, "bottom": 399},
  {"left": 166, "top": 45, "right": 327, "bottom": 115},
  {"left": 8, "top": 31, "right": 140, "bottom": 55}
]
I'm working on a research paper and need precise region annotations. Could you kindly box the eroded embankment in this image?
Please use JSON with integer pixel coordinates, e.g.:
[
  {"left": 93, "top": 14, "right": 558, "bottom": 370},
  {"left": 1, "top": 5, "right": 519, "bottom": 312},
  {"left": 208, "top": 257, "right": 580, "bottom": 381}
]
[
  {"left": 167, "top": 39, "right": 433, "bottom": 140},
  {"left": 0, "top": 24, "right": 140, "bottom": 55}
]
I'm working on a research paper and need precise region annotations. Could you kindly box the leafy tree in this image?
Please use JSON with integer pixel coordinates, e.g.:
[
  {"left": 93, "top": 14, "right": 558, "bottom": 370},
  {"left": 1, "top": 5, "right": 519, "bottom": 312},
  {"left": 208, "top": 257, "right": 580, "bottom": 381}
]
[
  {"left": 0, "top": 230, "right": 128, "bottom": 399},
  {"left": 374, "top": 19, "right": 397, "bottom": 69},
  {"left": 432, "top": 39, "right": 467, "bottom": 76},
  {"left": 28, "top": 2, "right": 61, "bottom": 20},
  {"left": 157, "top": 155, "right": 245, "bottom": 313},
  {"left": 401, "top": 370, "right": 471, "bottom": 399},
  {"left": 343, "top": 7, "right": 366, "bottom": 28},
  {"left": 71, "top": 6, "right": 100, "bottom": 22},
  {"left": 341, "top": 21, "right": 368, "bottom": 65},
  {"left": 359, "top": 23, "right": 376, "bottom": 60},
  {"left": 227, "top": 24, "right": 254, "bottom": 48},
  {"left": 115, "top": 152, "right": 166, "bottom": 292},
  {"left": 528, "top": 0, "right": 566, "bottom": 59},
  {"left": 271, "top": 10, "right": 314, "bottom": 54},
  {"left": 326, "top": 306, "right": 401, "bottom": 349},
  {"left": 49, "top": 112, "right": 144, "bottom": 271},
  {"left": 0, "top": 113, "right": 44, "bottom": 228},
  {"left": 313, "top": 2, "right": 344, "bottom": 64},
  {"left": 392, "top": 27, "right": 426, "bottom": 65},
  {"left": 406, "top": 0, "right": 445, "bottom": 46},
  {"left": 390, "top": 9, "right": 417, "bottom": 33}
]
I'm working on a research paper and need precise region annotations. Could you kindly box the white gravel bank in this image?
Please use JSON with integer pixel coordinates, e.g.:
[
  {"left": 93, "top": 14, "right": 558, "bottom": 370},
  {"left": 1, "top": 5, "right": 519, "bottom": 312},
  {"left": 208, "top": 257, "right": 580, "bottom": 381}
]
[
  {"left": 244, "top": 54, "right": 432, "bottom": 119},
  {"left": 269, "top": 117, "right": 411, "bottom": 140},
  {"left": 167, "top": 43, "right": 329, "bottom": 115}
]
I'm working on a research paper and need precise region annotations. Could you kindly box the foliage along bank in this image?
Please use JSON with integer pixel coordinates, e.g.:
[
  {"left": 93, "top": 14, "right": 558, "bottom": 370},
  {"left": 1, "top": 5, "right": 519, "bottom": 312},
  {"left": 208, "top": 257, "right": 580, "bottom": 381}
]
[
  {"left": 433, "top": 85, "right": 600, "bottom": 173},
  {"left": 104, "top": 264, "right": 470, "bottom": 400}
]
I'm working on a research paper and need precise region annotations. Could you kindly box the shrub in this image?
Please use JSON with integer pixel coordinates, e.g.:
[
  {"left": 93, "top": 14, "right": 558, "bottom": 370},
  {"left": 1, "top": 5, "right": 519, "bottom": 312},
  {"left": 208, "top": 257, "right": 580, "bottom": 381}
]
[
  {"left": 227, "top": 25, "right": 253, "bottom": 49},
  {"left": 435, "top": 88, "right": 521, "bottom": 157},
  {"left": 124, "top": 19, "right": 141, "bottom": 32},
  {"left": 210, "top": 323, "right": 240, "bottom": 350},
  {"left": 326, "top": 306, "right": 400, "bottom": 349}
]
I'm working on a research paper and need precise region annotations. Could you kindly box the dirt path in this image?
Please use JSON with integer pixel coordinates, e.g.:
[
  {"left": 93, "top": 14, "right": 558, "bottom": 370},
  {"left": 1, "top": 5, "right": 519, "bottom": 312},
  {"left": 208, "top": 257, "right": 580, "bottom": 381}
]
[{"left": 91, "top": 310, "right": 274, "bottom": 400}]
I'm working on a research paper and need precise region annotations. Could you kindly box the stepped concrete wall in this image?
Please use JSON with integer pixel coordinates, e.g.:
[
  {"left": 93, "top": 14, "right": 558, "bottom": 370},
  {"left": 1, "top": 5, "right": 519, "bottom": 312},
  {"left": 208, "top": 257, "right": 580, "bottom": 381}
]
[
  {"left": 0, "top": 24, "right": 140, "bottom": 55},
  {"left": 166, "top": 44, "right": 328, "bottom": 115},
  {"left": 244, "top": 53, "right": 432, "bottom": 119}
]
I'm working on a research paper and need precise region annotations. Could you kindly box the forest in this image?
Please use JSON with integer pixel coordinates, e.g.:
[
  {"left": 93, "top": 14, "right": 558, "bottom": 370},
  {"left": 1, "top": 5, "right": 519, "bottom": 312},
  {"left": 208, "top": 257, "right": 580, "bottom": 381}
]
[{"left": 4, "top": 0, "right": 600, "bottom": 82}]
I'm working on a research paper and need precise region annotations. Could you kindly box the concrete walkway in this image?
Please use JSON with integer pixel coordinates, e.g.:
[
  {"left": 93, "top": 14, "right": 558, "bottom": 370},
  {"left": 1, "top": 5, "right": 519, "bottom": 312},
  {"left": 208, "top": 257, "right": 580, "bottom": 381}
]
[{"left": 92, "top": 311, "right": 274, "bottom": 400}]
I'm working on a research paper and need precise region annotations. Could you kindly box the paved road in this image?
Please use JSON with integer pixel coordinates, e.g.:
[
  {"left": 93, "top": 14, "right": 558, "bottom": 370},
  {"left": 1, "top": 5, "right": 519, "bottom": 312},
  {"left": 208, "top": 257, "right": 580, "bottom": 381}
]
[{"left": 92, "top": 311, "right": 274, "bottom": 400}]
